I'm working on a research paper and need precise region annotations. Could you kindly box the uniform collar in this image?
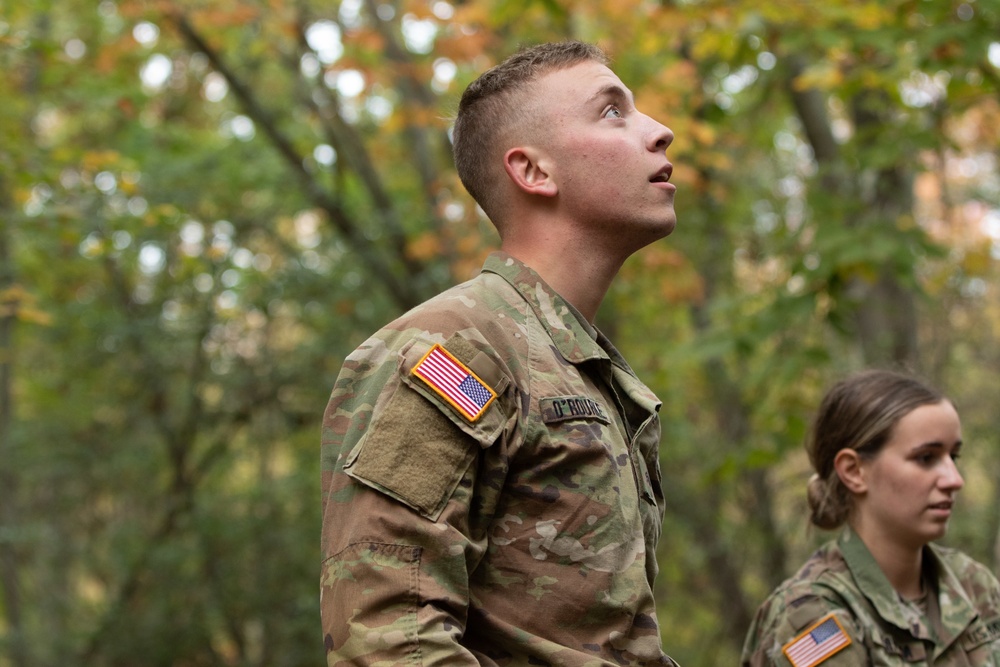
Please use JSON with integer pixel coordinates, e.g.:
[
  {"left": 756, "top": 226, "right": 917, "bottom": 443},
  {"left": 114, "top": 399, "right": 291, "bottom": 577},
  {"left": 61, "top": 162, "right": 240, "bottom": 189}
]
[
  {"left": 481, "top": 252, "right": 661, "bottom": 416},
  {"left": 839, "top": 527, "right": 979, "bottom": 654},
  {"left": 925, "top": 543, "right": 980, "bottom": 655},
  {"left": 839, "top": 527, "right": 927, "bottom": 636},
  {"left": 481, "top": 251, "right": 607, "bottom": 365}
]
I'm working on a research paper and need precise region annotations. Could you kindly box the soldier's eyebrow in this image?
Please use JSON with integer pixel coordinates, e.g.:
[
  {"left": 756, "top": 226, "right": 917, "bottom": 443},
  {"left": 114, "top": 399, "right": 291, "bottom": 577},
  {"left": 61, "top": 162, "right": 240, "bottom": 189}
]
[
  {"left": 586, "top": 83, "right": 634, "bottom": 109},
  {"left": 910, "top": 440, "right": 963, "bottom": 454}
]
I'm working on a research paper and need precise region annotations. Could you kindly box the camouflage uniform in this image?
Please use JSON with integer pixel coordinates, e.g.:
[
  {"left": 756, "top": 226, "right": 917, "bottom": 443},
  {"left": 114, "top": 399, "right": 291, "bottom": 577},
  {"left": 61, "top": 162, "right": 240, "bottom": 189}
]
[
  {"left": 321, "top": 252, "right": 677, "bottom": 666},
  {"left": 741, "top": 528, "right": 1000, "bottom": 666}
]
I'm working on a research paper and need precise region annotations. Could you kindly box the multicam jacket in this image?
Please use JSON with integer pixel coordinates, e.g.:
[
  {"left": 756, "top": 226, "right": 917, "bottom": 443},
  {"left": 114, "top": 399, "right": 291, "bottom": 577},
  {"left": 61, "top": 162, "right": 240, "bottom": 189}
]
[
  {"left": 741, "top": 528, "right": 1000, "bottom": 666},
  {"left": 321, "top": 252, "right": 677, "bottom": 666}
]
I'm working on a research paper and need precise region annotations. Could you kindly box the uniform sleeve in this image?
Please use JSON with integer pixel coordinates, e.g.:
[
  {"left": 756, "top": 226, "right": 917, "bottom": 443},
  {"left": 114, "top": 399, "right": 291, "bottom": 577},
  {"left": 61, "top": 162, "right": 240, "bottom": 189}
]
[
  {"left": 320, "top": 335, "right": 514, "bottom": 666},
  {"left": 741, "top": 590, "right": 870, "bottom": 667}
]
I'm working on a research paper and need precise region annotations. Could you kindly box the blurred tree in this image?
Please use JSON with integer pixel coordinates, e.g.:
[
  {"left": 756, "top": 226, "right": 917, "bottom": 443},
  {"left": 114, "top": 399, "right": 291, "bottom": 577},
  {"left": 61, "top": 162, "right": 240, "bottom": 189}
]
[{"left": 1, "top": 0, "right": 998, "bottom": 665}]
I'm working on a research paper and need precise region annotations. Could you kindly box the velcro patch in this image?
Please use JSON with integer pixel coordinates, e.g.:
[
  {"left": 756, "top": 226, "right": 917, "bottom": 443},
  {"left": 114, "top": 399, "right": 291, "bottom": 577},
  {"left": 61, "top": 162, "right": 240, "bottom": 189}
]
[
  {"left": 344, "top": 384, "right": 476, "bottom": 520},
  {"left": 411, "top": 344, "right": 497, "bottom": 422},
  {"left": 782, "top": 613, "right": 851, "bottom": 667}
]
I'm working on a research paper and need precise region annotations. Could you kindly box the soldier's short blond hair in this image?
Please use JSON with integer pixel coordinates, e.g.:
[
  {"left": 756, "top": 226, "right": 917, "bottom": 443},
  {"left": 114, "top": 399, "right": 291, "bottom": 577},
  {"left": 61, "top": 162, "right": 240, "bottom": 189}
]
[{"left": 452, "top": 41, "right": 608, "bottom": 231}]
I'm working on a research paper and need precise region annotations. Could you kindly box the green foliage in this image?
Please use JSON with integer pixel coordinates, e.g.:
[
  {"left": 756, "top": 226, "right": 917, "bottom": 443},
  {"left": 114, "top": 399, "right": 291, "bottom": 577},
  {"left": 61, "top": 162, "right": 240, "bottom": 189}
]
[{"left": 2, "top": 0, "right": 999, "bottom": 665}]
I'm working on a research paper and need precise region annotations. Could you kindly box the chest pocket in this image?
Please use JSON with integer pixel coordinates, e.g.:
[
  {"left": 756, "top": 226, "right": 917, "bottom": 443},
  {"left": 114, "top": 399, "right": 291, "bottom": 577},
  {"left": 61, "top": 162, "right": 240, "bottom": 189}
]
[
  {"left": 539, "top": 393, "right": 663, "bottom": 548},
  {"left": 867, "top": 630, "right": 928, "bottom": 665},
  {"left": 534, "top": 394, "right": 635, "bottom": 502},
  {"left": 539, "top": 395, "right": 620, "bottom": 459}
]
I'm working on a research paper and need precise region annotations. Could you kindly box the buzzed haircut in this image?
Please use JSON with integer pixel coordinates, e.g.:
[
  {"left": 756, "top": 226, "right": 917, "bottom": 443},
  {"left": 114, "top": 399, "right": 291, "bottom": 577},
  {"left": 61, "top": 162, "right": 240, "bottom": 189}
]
[{"left": 452, "top": 41, "right": 608, "bottom": 227}]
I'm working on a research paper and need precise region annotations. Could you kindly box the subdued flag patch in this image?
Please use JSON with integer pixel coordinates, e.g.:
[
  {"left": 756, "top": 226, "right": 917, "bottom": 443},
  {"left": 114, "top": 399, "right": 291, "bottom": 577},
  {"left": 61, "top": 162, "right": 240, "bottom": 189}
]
[
  {"left": 782, "top": 613, "right": 851, "bottom": 667},
  {"left": 411, "top": 344, "right": 496, "bottom": 422}
]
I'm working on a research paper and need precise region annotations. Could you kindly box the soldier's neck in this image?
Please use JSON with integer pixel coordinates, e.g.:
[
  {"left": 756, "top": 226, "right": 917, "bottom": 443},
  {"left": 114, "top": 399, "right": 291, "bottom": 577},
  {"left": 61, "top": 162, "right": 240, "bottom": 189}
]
[
  {"left": 499, "top": 243, "right": 622, "bottom": 324},
  {"left": 853, "top": 522, "right": 924, "bottom": 599}
]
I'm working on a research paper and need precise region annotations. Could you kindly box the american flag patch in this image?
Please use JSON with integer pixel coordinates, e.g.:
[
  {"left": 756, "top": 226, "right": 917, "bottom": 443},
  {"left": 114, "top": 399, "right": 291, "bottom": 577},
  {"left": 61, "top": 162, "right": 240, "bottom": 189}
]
[
  {"left": 411, "top": 344, "right": 497, "bottom": 422},
  {"left": 782, "top": 613, "right": 851, "bottom": 667}
]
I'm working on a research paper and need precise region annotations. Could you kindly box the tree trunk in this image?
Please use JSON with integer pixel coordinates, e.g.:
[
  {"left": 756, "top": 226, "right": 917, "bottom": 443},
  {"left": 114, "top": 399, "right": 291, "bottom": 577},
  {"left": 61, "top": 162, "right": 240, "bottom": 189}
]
[
  {"left": 0, "top": 180, "right": 27, "bottom": 667},
  {"left": 786, "top": 59, "right": 920, "bottom": 370}
]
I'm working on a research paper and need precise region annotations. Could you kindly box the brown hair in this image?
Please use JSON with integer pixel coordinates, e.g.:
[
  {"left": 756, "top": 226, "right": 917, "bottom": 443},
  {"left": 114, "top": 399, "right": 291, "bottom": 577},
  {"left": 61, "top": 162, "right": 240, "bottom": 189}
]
[
  {"left": 452, "top": 41, "right": 608, "bottom": 228},
  {"left": 806, "top": 369, "right": 946, "bottom": 530}
]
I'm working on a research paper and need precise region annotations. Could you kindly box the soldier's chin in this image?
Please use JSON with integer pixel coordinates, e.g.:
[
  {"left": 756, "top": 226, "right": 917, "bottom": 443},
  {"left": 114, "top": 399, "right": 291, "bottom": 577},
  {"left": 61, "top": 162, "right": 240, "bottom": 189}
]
[{"left": 926, "top": 521, "right": 950, "bottom": 542}]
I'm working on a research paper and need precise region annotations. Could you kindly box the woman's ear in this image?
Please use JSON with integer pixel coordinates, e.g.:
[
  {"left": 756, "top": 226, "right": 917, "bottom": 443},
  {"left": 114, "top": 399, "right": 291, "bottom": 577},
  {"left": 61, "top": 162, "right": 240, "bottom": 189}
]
[
  {"left": 834, "top": 448, "right": 868, "bottom": 495},
  {"left": 503, "top": 146, "right": 557, "bottom": 198}
]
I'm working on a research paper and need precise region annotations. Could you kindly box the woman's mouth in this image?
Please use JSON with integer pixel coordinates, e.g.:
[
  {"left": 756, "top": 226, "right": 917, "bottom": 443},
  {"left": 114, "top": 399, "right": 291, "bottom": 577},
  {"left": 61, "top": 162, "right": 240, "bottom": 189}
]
[{"left": 927, "top": 500, "right": 954, "bottom": 517}]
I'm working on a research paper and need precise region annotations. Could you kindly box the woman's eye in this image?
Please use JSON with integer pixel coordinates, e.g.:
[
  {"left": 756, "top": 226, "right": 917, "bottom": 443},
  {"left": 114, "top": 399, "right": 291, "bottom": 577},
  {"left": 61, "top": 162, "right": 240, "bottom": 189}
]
[{"left": 605, "top": 105, "right": 623, "bottom": 119}]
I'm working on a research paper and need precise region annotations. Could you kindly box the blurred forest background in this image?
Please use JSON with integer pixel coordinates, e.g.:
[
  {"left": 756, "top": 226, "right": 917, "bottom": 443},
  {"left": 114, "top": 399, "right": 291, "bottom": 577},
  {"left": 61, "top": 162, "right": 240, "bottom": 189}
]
[{"left": 2, "top": 0, "right": 999, "bottom": 665}]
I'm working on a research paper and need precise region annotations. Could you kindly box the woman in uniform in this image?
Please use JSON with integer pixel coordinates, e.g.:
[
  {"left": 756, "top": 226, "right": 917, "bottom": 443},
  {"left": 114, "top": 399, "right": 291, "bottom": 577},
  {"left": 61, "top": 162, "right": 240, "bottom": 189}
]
[{"left": 741, "top": 369, "right": 1000, "bottom": 666}]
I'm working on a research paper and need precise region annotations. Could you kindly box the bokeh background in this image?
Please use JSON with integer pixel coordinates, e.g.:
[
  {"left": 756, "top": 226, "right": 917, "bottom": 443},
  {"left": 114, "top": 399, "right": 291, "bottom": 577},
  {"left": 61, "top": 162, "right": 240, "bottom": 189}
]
[{"left": 2, "top": 0, "right": 999, "bottom": 665}]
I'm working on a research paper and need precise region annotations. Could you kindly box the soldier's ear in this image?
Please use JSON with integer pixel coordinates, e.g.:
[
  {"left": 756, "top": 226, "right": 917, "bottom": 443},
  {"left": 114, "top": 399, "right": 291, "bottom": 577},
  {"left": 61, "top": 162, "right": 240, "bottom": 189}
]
[
  {"left": 833, "top": 449, "right": 867, "bottom": 495},
  {"left": 503, "top": 146, "right": 557, "bottom": 198}
]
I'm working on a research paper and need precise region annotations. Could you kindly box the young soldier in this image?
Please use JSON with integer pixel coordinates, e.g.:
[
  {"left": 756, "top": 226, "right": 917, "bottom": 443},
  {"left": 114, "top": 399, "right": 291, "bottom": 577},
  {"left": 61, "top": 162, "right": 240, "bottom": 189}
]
[
  {"left": 321, "top": 41, "right": 679, "bottom": 665},
  {"left": 742, "top": 370, "right": 1000, "bottom": 666}
]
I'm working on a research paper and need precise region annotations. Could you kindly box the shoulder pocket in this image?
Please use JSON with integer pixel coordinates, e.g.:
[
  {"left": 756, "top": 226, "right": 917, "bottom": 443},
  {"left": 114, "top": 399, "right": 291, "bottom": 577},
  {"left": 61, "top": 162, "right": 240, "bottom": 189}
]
[{"left": 344, "top": 335, "right": 512, "bottom": 521}]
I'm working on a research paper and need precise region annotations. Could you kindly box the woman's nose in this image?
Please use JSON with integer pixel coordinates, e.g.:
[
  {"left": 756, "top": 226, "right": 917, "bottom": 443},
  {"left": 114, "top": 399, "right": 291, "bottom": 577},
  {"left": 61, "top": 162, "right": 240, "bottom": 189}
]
[{"left": 940, "top": 457, "right": 965, "bottom": 491}]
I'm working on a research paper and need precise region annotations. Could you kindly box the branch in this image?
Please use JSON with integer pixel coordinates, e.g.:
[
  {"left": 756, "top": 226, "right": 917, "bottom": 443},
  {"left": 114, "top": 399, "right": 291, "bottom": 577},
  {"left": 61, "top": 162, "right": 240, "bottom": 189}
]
[
  {"left": 79, "top": 247, "right": 216, "bottom": 660},
  {"left": 363, "top": 0, "right": 451, "bottom": 220},
  {"left": 784, "top": 55, "right": 840, "bottom": 164},
  {"left": 289, "top": 17, "right": 429, "bottom": 283},
  {"left": 977, "top": 60, "right": 1000, "bottom": 100},
  {"left": 168, "top": 11, "right": 426, "bottom": 310}
]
